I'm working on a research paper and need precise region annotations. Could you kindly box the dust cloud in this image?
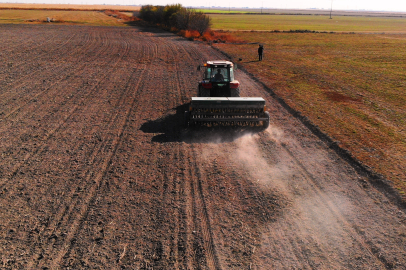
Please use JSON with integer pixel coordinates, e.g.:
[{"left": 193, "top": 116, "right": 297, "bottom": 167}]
[
  {"left": 230, "top": 128, "right": 355, "bottom": 259},
  {"left": 233, "top": 127, "right": 292, "bottom": 195},
  {"left": 199, "top": 125, "right": 358, "bottom": 266}
]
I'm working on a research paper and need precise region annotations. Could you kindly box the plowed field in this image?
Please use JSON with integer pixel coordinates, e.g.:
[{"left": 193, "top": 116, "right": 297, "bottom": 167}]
[{"left": 1, "top": 24, "right": 406, "bottom": 269}]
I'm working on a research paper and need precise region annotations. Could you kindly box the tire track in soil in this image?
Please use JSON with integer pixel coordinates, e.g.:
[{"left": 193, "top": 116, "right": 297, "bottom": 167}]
[
  {"left": 162, "top": 44, "right": 197, "bottom": 269},
  {"left": 128, "top": 37, "right": 204, "bottom": 269},
  {"left": 0, "top": 25, "right": 60, "bottom": 62},
  {"left": 0, "top": 29, "right": 78, "bottom": 97},
  {"left": 57, "top": 36, "right": 159, "bottom": 267},
  {"left": 257, "top": 131, "right": 393, "bottom": 268},
  {"left": 169, "top": 40, "right": 222, "bottom": 269},
  {"left": 0, "top": 29, "right": 126, "bottom": 188},
  {"left": 153, "top": 54, "right": 190, "bottom": 269},
  {"left": 167, "top": 45, "right": 189, "bottom": 270},
  {"left": 0, "top": 30, "right": 106, "bottom": 121},
  {"left": 48, "top": 66, "right": 147, "bottom": 269},
  {"left": 3, "top": 28, "right": 129, "bottom": 171},
  {"left": 190, "top": 146, "right": 222, "bottom": 270},
  {"left": 230, "top": 124, "right": 396, "bottom": 268},
  {"left": 8, "top": 31, "right": 144, "bottom": 268},
  {"left": 24, "top": 37, "right": 141, "bottom": 268}
]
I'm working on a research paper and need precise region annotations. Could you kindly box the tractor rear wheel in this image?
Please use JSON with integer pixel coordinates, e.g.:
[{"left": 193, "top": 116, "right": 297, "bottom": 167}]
[
  {"left": 200, "top": 88, "right": 210, "bottom": 97},
  {"left": 184, "top": 111, "right": 190, "bottom": 127},
  {"left": 230, "top": 88, "right": 240, "bottom": 97}
]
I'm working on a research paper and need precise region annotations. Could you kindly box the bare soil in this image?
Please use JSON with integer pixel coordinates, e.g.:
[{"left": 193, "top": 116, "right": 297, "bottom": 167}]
[{"left": 1, "top": 24, "right": 406, "bottom": 269}]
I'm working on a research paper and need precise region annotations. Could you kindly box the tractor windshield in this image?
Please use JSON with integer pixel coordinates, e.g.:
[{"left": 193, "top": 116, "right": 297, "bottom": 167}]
[{"left": 205, "top": 67, "right": 230, "bottom": 82}]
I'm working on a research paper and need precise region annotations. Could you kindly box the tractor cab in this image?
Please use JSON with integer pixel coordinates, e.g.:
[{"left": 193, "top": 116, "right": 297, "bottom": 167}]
[{"left": 198, "top": 60, "right": 240, "bottom": 97}]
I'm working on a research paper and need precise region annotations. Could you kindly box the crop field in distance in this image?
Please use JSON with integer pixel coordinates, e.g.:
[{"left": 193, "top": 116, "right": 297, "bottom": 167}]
[
  {"left": 209, "top": 13, "right": 406, "bottom": 32},
  {"left": 0, "top": 4, "right": 140, "bottom": 26},
  {"left": 0, "top": 3, "right": 140, "bottom": 11},
  {"left": 211, "top": 15, "right": 406, "bottom": 199}
]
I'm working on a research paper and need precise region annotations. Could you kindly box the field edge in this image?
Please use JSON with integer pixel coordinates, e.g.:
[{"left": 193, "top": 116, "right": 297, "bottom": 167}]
[{"left": 210, "top": 44, "right": 406, "bottom": 210}]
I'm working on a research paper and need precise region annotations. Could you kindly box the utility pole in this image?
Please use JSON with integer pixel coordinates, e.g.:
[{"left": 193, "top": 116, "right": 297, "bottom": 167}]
[{"left": 330, "top": 0, "right": 333, "bottom": 19}]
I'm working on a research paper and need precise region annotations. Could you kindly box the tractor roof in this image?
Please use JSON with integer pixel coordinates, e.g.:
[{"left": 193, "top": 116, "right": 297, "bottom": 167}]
[{"left": 205, "top": 60, "right": 233, "bottom": 67}]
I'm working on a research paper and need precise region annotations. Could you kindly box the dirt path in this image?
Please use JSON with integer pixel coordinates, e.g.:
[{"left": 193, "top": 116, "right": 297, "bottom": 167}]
[{"left": 0, "top": 24, "right": 405, "bottom": 269}]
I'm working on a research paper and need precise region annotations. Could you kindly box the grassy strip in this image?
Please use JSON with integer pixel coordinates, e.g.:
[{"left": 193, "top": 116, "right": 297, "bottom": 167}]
[
  {"left": 209, "top": 14, "right": 406, "bottom": 32},
  {"left": 213, "top": 32, "right": 406, "bottom": 199},
  {"left": 0, "top": 3, "right": 140, "bottom": 11},
  {"left": 0, "top": 9, "right": 131, "bottom": 26}
]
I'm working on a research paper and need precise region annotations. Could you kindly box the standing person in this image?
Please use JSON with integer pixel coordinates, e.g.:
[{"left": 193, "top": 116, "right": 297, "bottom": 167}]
[{"left": 258, "top": 44, "right": 264, "bottom": 61}]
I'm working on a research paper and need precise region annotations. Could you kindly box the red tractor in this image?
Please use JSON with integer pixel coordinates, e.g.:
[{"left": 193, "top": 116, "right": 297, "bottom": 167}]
[{"left": 184, "top": 60, "right": 270, "bottom": 129}]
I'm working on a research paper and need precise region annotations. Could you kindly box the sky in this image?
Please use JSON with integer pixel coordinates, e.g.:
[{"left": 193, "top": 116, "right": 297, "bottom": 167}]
[{"left": 3, "top": 0, "right": 406, "bottom": 12}]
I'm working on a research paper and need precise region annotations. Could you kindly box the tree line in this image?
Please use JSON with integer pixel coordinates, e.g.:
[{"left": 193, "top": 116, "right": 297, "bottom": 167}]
[{"left": 138, "top": 4, "right": 211, "bottom": 36}]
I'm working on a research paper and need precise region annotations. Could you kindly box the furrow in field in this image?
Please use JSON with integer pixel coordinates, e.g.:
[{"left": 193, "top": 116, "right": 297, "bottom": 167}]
[
  {"left": 0, "top": 26, "right": 78, "bottom": 90},
  {"left": 24, "top": 36, "right": 139, "bottom": 268},
  {"left": 280, "top": 142, "right": 389, "bottom": 268},
  {"left": 39, "top": 31, "right": 160, "bottom": 269},
  {"left": 191, "top": 145, "right": 223, "bottom": 270},
  {"left": 0, "top": 30, "right": 119, "bottom": 190},
  {"left": 1, "top": 31, "right": 136, "bottom": 267},
  {"left": 50, "top": 69, "right": 144, "bottom": 269},
  {"left": 0, "top": 28, "right": 129, "bottom": 171},
  {"left": 261, "top": 128, "right": 406, "bottom": 268},
  {"left": 169, "top": 38, "right": 224, "bottom": 269},
  {"left": 0, "top": 25, "right": 60, "bottom": 59},
  {"left": 66, "top": 45, "right": 172, "bottom": 269},
  {"left": 0, "top": 30, "right": 106, "bottom": 119}
]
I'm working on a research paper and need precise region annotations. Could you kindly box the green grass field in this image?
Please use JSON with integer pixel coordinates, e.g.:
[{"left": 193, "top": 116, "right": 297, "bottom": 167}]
[
  {"left": 214, "top": 29, "right": 406, "bottom": 197},
  {"left": 196, "top": 9, "right": 256, "bottom": 14},
  {"left": 209, "top": 14, "right": 406, "bottom": 32}
]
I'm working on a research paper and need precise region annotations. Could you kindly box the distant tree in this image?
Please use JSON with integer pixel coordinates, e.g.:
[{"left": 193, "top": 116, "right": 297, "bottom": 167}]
[
  {"left": 173, "top": 8, "right": 192, "bottom": 30},
  {"left": 189, "top": 11, "right": 211, "bottom": 36},
  {"left": 139, "top": 4, "right": 211, "bottom": 36},
  {"left": 139, "top": 5, "right": 164, "bottom": 24},
  {"left": 139, "top": 5, "right": 154, "bottom": 22},
  {"left": 163, "top": 4, "right": 183, "bottom": 27},
  {"left": 153, "top": 6, "right": 165, "bottom": 24}
]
